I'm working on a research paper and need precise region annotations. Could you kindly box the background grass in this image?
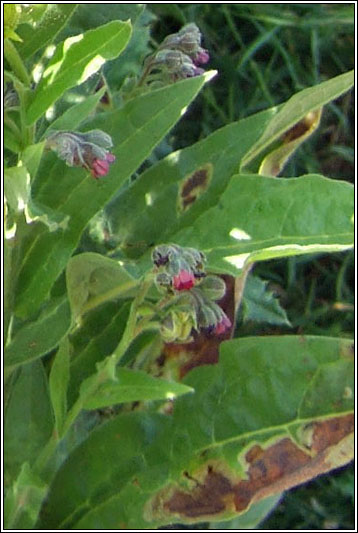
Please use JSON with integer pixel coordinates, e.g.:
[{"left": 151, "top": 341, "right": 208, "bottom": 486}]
[{"left": 147, "top": 3, "right": 355, "bottom": 530}]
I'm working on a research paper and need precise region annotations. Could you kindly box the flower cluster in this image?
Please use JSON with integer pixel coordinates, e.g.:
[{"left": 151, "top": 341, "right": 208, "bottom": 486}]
[
  {"left": 45, "top": 129, "right": 116, "bottom": 179},
  {"left": 152, "top": 244, "right": 231, "bottom": 343},
  {"left": 140, "top": 23, "right": 210, "bottom": 85}
]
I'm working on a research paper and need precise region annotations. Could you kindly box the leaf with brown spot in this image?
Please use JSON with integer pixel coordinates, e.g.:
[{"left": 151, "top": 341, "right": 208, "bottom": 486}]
[
  {"left": 259, "top": 109, "right": 322, "bottom": 176},
  {"left": 177, "top": 164, "right": 213, "bottom": 213},
  {"left": 38, "top": 336, "right": 353, "bottom": 529}
]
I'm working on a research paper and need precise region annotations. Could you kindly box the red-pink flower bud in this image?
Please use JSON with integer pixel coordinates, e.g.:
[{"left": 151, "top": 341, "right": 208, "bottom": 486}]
[
  {"left": 193, "top": 49, "right": 210, "bottom": 65},
  {"left": 214, "top": 315, "right": 232, "bottom": 335},
  {"left": 91, "top": 152, "right": 116, "bottom": 179},
  {"left": 173, "top": 269, "right": 196, "bottom": 291}
]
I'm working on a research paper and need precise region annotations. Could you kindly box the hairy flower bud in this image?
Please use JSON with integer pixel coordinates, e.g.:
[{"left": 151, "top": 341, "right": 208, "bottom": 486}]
[
  {"left": 160, "top": 309, "right": 197, "bottom": 343},
  {"left": 153, "top": 49, "right": 202, "bottom": 79},
  {"left": 45, "top": 129, "right": 116, "bottom": 179},
  {"left": 152, "top": 244, "right": 206, "bottom": 292},
  {"left": 191, "top": 287, "right": 232, "bottom": 336},
  {"left": 199, "top": 275, "right": 226, "bottom": 301}
]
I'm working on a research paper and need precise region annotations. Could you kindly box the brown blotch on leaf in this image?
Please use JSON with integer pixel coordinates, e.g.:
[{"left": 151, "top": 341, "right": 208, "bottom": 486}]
[
  {"left": 177, "top": 164, "right": 213, "bottom": 213},
  {"left": 282, "top": 111, "right": 319, "bottom": 143},
  {"left": 165, "top": 468, "right": 234, "bottom": 518},
  {"left": 148, "top": 414, "right": 353, "bottom": 521}
]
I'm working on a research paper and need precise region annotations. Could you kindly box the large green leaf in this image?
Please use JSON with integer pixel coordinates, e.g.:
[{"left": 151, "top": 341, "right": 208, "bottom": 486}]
[
  {"left": 241, "top": 70, "right": 354, "bottom": 169},
  {"left": 5, "top": 297, "right": 71, "bottom": 368},
  {"left": 26, "top": 20, "right": 132, "bottom": 125},
  {"left": 16, "top": 4, "right": 78, "bottom": 60},
  {"left": 106, "top": 107, "right": 277, "bottom": 257},
  {"left": 171, "top": 173, "right": 354, "bottom": 275},
  {"left": 15, "top": 73, "right": 213, "bottom": 317},
  {"left": 4, "top": 463, "right": 47, "bottom": 529},
  {"left": 4, "top": 360, "right": 54, "bottom": 485},
  {"left": 38, "top": 335, "right": 353, "bottom": 529}
]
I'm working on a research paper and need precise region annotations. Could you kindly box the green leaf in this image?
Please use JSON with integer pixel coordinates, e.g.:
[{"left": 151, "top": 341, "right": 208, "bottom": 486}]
[
  {"left": 241, "top": 70, "right": 354, "bottom": 169},
  {"left": 16, "top": 4, "right": 78, "bottom": 60},
  {"left": 38, "top": 335, "right": 353, "bottom": 529},
  {"left": 82, "top": 368, "right": 193, "bottom": 410},
  {"left": 25, "top": 198, "right": 70, "bottom": 232},
  {"left": 66, "top": 252, "right": 138, "bottom": 320},
  {"left": 20, "top": 142, "right": 46, "bottom": 180},
  {"left": 4, "top": 166, "right": 30, "bottom": 213},
  {"left": 15, "top": 73, "right": 213, "bottom": 317},
  {"left": 4, "top": 360, "right": 53, "bottom": 484},
  {"left": 299, "top": 359, "right": 354, "bottom": 418},
  {"left": 41, "top": 86, "right": 106, "bottom": 138},
  {"left": 26, "top": 20, "right": 132, "bottom": 125},
  {"left": 68, "top": 301, "right": 131, "bottom": 407},
  {"left": 171, "top": 174, "right": 354, "bottom": 275},
  {"left": 37, "top": 412, "right": 169, "bottom": 529},
  {"left": 5, "top": 297, "right": 71, "bottom": 368},
  {"left": 4, "top": 463, "right": 47, "bottom": 529},
  {"left": 106, "top": 107, "right": 276, "bottom": 257},
  {"left": 49, "top": 338, "right": 70, "bottom": 437},
  {"left": 242, "top": 275, "right": 291, "bottom": 326},
  {"left": 4, "top": 126, "right": 21, "bottom": 153}
]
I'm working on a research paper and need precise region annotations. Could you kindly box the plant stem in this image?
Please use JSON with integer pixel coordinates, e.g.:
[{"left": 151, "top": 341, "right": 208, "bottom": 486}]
[
  {"left": 80, "top": 279, "right": 139, "bottom": 316},
  {"left": 4, "top": 39, "right": 31, "bottom": 87},
  {"left": 35, "top": 274, "right": 155, "bottom": 476}
]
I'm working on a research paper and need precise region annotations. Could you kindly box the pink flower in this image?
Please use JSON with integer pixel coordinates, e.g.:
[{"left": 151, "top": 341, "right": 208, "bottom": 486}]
[
  {"left": 172, "top": 269, "right": 196, "bottom": 291},
  {"left": 193, "top": 49, "right": 210, "bottom": 65},
  {"left": 91, "top": 153, "right": 116, "bottom": 179},
  {"left": 214, "top": 314, "right": 232, "bottom": 335}
]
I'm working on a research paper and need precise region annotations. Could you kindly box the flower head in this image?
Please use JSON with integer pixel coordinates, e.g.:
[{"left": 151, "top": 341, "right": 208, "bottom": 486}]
[
  {"left": 45, "top": 129, "right": 115, "bottom": 179},
  {"left": 139, "top": 23, "right": 209, "bottom": 88},
  {"left": 152, "top": 244, "right": 206, "bottom": 292}
]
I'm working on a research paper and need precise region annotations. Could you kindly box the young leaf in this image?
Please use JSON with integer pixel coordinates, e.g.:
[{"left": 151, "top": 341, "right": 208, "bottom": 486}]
[
  {"left": 171, "top": 173, "right": 354, "bottom": 275},
  {"left": 16, "top": 4, "right": 78, "bottom": 60},
  {"left": 26, "top": 20, "right": 132, "bottom": 125},
  {"left": 242, "top": 275, "right": 291, "bottom": 326},
  {"left": 5, "top": 297, "right": 71, "bottom": 368},
  {"left": 82, "top": 368, "right": 193, "bottom": 410},
  {"left": 66, "top": 252, "right": 138, "bottom": 319},
  {"left": 15, "top": 73, "right": 213, "bottom": 317},
  {"left": 38, "top": 335, "right": 353, "bottom": 529},
  {"left": 49, "top": 338, "right": 71, "bottom": 437},
  {"left": 4, "top": 463, "right": 47, "bottom": 529},
  {"left": 241, "top": 70, "right": 354, "bottom": 169}
]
